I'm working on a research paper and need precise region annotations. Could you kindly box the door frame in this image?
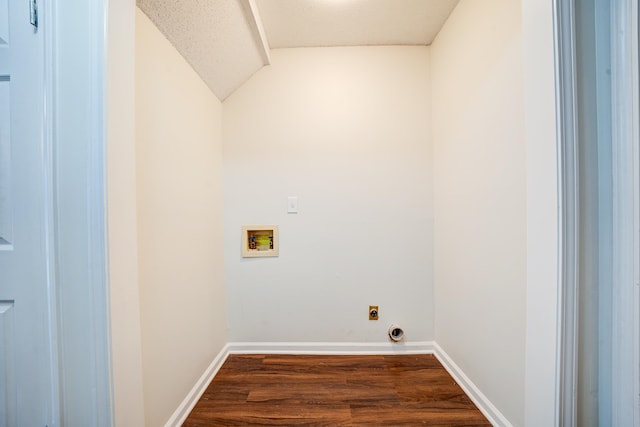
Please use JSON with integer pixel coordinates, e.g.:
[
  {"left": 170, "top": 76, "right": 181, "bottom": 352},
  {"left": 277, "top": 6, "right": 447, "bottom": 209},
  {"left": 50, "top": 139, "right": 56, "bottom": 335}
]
[
  {"left": 554, "top": 0, "right": 579, "bottom": 425},
  {"left": 555, "top": 0, "right": 640, "bottom": 425},
  {"left": 44, "top": 0, "right": 112, "bottom": 424},
  {"left": 609, "top": 0, "right": 640, "bottom": 422},
  {"left": 42, "top": 0, "right": 640, "bottom": 424}
]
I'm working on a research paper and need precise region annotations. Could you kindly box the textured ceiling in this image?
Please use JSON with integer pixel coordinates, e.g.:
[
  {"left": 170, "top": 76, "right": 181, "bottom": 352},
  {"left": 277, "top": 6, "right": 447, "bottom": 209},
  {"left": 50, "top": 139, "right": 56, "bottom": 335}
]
[
  {"left": 137, "top": 0, "right": 268, "bottom": 100},
  {"left": 255, "top": 0, "right": 459, "bottom": 48},
  {"left": 137, "top": 0, "right": 459, "bottom": 100}
]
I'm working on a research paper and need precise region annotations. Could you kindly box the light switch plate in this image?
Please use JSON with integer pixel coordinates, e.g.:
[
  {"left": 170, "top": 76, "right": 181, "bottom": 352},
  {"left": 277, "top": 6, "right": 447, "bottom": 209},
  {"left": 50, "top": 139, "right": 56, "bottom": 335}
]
[{"left": 287, "top": 196, "right": 298, "bottom": 214}]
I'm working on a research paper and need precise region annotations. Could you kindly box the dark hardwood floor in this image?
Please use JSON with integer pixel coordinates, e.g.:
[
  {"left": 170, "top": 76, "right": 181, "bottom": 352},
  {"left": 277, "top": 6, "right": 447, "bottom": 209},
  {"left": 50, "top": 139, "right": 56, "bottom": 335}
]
[{"left": 183, "top": 354, "right": 491, "bottom": 426}]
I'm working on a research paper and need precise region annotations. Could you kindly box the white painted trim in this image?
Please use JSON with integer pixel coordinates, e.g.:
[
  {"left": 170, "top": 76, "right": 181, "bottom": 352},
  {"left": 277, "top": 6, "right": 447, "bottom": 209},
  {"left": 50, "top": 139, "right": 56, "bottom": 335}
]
[
  {"left": 553, "top": 0, "right": 578, "bottom": 425},
  {"left": 49, "top": 0, "right": 112, "bottom": 425},
  {"left": 227, "top": 341, "right": 435, "bottom": 355},
  {"left": 631, "top": 2, "right": 640, "bottom": 421},
  {"left": 164, "top": 344, "right": 231, "bottom": 427},
  {"left": 42, "top": 1, "right": 61, "bottom": 425},
  {"left": 610, "top": 0, "right": 640, "bottom": 423},
  {"left": 433, "top": 343, "right": 512, "bottom": 427}
]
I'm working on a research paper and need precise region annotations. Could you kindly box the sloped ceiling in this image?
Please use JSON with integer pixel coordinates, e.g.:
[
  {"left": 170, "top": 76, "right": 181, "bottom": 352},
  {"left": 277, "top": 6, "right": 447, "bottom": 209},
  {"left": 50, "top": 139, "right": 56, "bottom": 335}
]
[
  {"left": 136, "top": 0, "right": 268, "bottom": 101},
  {"left": 136, "top": 0, "right": 459, "bottom": 101}
]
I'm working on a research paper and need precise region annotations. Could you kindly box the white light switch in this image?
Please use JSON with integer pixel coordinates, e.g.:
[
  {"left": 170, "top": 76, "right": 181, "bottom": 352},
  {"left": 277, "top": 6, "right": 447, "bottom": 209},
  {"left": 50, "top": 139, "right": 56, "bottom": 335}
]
[{"left": 287, "top": 196, "right": 298, "bottom": 214}]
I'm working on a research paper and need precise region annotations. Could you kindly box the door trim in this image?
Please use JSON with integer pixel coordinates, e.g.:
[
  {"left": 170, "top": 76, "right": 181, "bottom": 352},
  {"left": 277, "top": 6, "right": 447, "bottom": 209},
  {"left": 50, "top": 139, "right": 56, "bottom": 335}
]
[
  {"left": 610, "top": 0, "right": 640, "bottom": 423},
  {"left": 556, "top": 0, "right": 640, "bottom": 425},
  {"left": 42, "top": 1, "right": 60, "bottom": 425},
  {"left": 554, "top": 0, "right": 579, "bottom": 424},
  {"left": 45, "top": 0, "right": 112, "bottom": 425}
]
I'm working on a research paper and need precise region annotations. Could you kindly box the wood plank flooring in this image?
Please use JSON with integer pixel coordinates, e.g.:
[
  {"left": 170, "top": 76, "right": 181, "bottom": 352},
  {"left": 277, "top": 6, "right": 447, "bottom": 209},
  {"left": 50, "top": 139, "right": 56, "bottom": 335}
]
[{"left": 183, "top": 354, "right": 491, "bottom": 426}]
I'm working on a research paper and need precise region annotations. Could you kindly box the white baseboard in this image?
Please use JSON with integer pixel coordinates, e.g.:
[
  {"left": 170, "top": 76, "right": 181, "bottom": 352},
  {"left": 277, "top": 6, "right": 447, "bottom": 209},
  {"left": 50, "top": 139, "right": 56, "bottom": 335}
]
[
  {"left": 166, "top": 341, "right": 510, "bottom": 427},
  {"left": 227, "top": 341, "right": 435, "bottom": 355},
  {"left": 433, "top": 342, "right": 512, "bottom": 427},
  {"left": 164, "top": 343, "right": 231, "bottom": 427}
]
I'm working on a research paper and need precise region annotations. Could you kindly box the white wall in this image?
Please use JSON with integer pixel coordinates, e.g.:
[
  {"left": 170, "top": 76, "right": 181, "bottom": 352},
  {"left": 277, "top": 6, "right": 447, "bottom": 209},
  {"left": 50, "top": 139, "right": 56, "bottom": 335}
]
[
  {"left": 522, "top": 0, "right": 560, "bottom": 424},
  {"left": 107, "top": 0, "right": 146, "bottom": 425},
  {"left": 431, "top": 1, "right": 526, "bottom": 425},
  {"left": 223, "top": 47, "right": 433, "bottom": 344},
  {"left": 135, "top": 9, "right": 228, "bottom": 426}
]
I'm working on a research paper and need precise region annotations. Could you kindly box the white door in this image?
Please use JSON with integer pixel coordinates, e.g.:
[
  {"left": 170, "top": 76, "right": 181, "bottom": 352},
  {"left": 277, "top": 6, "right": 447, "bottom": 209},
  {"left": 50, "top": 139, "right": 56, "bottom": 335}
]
[{"left": 0, "top": 0, "right": 56, "bottom": 426}]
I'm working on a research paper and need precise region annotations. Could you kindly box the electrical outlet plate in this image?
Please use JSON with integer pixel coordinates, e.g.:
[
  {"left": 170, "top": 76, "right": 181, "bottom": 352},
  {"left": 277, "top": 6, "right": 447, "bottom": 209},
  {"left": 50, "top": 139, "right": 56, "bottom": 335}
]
[{"left": 369, "top": 305, "right": 379, "bottom": 320}]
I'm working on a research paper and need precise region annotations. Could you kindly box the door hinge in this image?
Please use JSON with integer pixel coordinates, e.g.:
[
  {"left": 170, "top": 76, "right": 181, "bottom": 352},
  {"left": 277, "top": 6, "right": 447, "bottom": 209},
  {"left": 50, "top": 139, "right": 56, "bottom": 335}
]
[{"left": 30, "top": 0, "right": 38, "bottom": 29}]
